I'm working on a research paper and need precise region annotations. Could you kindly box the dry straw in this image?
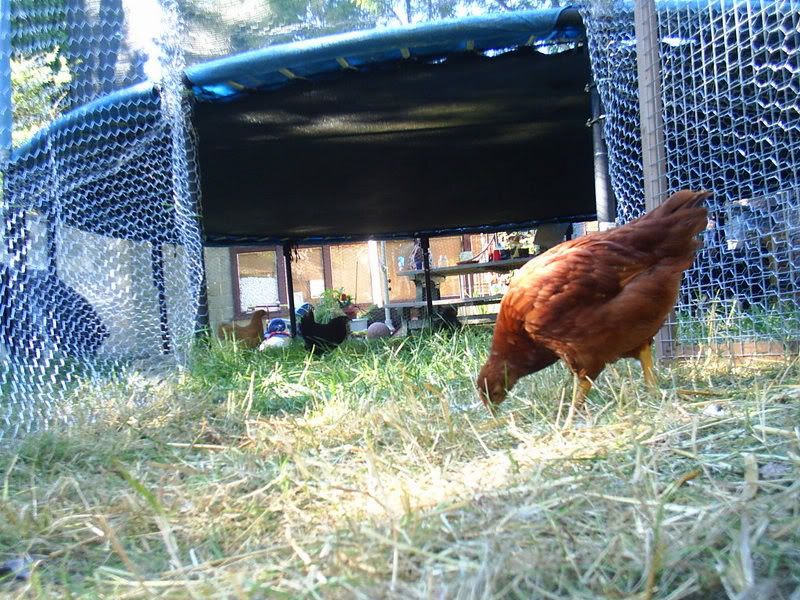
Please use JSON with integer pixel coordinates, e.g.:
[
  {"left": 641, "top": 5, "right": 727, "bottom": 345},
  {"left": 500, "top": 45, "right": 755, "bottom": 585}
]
[{"left": 1, "top": 329, "right": 798, "bottom": 598}]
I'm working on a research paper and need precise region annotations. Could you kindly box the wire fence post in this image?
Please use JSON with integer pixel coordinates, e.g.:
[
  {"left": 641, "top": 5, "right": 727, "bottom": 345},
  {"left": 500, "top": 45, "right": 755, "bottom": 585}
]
[
  {"left": 0, "top": 0, "right": 9, "bottom": 168},
  {"left": 634, "top": 0, "right": 674, "bottom": 359},
  {"left": 151, "top": 243, "right": 172, "bottom": 354}
]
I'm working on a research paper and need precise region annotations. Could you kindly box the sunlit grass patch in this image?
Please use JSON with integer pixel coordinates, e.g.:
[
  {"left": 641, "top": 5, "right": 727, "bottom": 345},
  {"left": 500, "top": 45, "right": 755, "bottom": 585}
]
[{"left": 1, "top": 330, "right": 798, "bottom": 598}]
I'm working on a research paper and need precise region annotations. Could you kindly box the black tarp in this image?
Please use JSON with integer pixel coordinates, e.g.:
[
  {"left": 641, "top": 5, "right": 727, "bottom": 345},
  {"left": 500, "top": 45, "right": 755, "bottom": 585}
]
[{"left": 195, "top": 45, "right": 595, "bottom": 245}]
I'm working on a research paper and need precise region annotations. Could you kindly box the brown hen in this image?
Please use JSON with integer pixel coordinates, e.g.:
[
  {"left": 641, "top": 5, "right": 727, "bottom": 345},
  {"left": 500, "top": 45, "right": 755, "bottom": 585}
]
[
  {"left": 217, "top": 309, "right": 267, "bottom": 348},
  {"left": 477, "top": 190, "right": 710, "bottom": 423}
]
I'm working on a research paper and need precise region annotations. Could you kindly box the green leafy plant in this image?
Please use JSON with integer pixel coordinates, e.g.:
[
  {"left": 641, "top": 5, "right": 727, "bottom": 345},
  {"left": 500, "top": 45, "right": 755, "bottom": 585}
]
[
  {"left": 314, "top": 288, "right": 353, "bottom": 323},
  {"left": 11, "top": 49, "right": 72, "bottom": 146}
]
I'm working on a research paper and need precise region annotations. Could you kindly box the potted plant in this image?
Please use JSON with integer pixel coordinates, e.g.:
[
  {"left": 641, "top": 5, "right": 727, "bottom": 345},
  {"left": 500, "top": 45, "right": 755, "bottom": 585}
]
[{"left": 315, "top": 288, "right": 357, "bottom": 323}]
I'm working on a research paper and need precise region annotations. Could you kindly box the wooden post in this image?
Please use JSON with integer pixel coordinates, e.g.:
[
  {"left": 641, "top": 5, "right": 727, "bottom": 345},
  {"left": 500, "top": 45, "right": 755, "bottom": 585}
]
[{"left": 635, "top": 0, "right": 674, "bottom": 358}]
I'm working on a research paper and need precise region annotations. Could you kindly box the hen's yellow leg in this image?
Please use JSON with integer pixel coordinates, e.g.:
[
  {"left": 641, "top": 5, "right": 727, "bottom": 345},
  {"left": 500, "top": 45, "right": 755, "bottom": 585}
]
[
  {"left": 563, "top": 376, "right": 592, "bottom": 429},
  {"left": 638, "top": 344, "right": 658, "bottom": 390}
]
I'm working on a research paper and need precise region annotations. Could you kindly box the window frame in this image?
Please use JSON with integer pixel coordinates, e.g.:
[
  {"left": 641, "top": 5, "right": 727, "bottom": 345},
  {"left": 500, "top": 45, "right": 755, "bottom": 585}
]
[
  {"left": 229, "top": 245, "right": 286, "bottom": 320},
  {"left": 229, "top": 236, "right": 471, "bottom": 318},
  {"left": 230, "top": 244, "right": 333, "bottom": 320}
]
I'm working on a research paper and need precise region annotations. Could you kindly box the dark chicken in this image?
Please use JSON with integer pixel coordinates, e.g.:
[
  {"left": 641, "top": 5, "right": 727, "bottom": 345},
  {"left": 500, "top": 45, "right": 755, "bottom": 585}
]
[
  {"left": 301, "top": 308, "right": 350, "bottom": 355},
  {"left": 477, "top": 190, "right": 710, "bottom": 422}
]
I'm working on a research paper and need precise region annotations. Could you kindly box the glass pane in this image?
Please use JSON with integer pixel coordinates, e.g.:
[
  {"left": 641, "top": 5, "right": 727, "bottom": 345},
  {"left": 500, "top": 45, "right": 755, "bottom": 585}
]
[
  {"left": 466, "top": 233, "right": 495, "bottom": 296},
  {"left": 385, "top": 239, "right": 417, "bottom": 302},
  {"left": 430, "top": 235, "right": 464, "bottom": 298},
  {"left": 292, "top": 246, "right": 325, "bottom": 307},
  {"left": 237, "top": 250, "right": 279, "bottom": 312},
  {"left": 330, "top": 243, "right": 373, "bottom": 305},
  {"left": 467, "top": 233, "right": 492, "bottom": 261}
]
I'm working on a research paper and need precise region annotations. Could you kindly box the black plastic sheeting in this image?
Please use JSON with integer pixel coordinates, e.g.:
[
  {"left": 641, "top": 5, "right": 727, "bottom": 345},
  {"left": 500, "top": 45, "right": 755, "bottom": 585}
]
[{"left": 196, "top": 46, "right": 596, "bottom": 245}]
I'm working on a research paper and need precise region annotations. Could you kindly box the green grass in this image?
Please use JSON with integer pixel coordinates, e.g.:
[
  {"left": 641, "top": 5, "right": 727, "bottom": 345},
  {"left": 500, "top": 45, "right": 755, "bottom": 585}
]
[
  {"left": 1, "top": 328, "right": 799, "bottom": 598},
  {"left": 676, "top": 299, "right": 800, "bottom": 344}
]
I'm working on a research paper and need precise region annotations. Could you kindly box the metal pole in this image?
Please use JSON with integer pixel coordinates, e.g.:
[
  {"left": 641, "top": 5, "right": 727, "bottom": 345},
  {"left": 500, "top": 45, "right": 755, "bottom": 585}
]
[
  {"left": 1, "top": 0, "right": 14, "bottom": 260},
  {"left": 151, "top": 242, "right": 172, "bottom": 354},
  {"left": 196, "top": 248, "right": 210, "bottom": 334},
  {"left": 45, "top": 138, "right": 62, "bottom": 277},
  {"left": 635, "top": 0, "right": 673, "bottom": 358},
  {"left": 420, "top": 236, "right": 434, "bottom": 321},
  {"left": 380, "top": 240, "right": 394, "bottom": 331},
  {"left": 0, "top": 0, "right": 10, "bottom": 167},
  {"left": 283, "top": 242, "right": 297, "bottom": 337},
  {"left": 587, "top": 80, "right": 616, "bottom": 224},
  {"left": 46, "top": 216, "right": 58, "bottom": 274}
]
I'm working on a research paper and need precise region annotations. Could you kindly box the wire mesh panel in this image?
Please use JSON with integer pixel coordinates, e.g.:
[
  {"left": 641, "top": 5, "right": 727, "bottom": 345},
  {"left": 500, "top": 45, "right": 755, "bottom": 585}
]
[
  {"left": 580, "top": 1, "right": 646, "bottom": 222},
  {"left": 582, "top": 0, "right": 800, "bottom": 353},
  {"left": 0, "top": 0, "right": 202, "bottom": 439}
]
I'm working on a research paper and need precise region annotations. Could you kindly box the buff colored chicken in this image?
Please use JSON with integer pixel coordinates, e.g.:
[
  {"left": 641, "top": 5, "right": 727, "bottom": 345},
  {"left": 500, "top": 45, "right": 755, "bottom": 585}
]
[
  {"left": 217, "top": 309, "right": 267, "bottom": 348},
  {"left": 477, "top": 190, "right": 710, "bottom": 424}
]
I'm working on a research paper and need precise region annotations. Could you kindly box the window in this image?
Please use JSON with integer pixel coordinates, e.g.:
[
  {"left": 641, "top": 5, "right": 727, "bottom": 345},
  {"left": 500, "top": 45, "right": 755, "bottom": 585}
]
[
  {"left": 382, "top": 236, "right": 470, "bottom": 302},
  {"left": 465, "top": 233, "right": 494, "bottom": 296},
  {"left": 430, "top": 235, "right": 464, "bottom": 298},
  {"left": 227, "top": 236, "right": 474, "bottom": 317},
  {"left": 290, "top": 246, "right": 326, "bottom": 306},
  {"left": 230, "top": 243, "right": 373, "bottom": 317},
  {"left": 234, "top": 249, "right": 280, "bottom": 313},
  {"left": 330, "top": 242, "right": 373, "bottom": 305},
  {"left": 385, "top": 239, "right": 417, "bottom": 302}
]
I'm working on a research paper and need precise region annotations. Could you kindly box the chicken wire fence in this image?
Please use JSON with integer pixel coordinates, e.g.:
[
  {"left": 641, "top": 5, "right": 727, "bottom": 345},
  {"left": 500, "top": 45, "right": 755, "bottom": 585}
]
[
  {"left": 0, "top": 0, "right": 203, "bottom": 439},
  {"left": 582, "top": 0, "right": 800, "bottom": 354},
  {"left": 2, "top": 1, "right": 800, "bottom": 439}
]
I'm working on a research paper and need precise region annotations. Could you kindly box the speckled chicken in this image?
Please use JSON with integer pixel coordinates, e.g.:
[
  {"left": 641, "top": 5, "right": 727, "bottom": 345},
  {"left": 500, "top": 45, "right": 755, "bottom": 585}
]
[{"left": 477, "top": 190, "right": 710, "bottom": 422}]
